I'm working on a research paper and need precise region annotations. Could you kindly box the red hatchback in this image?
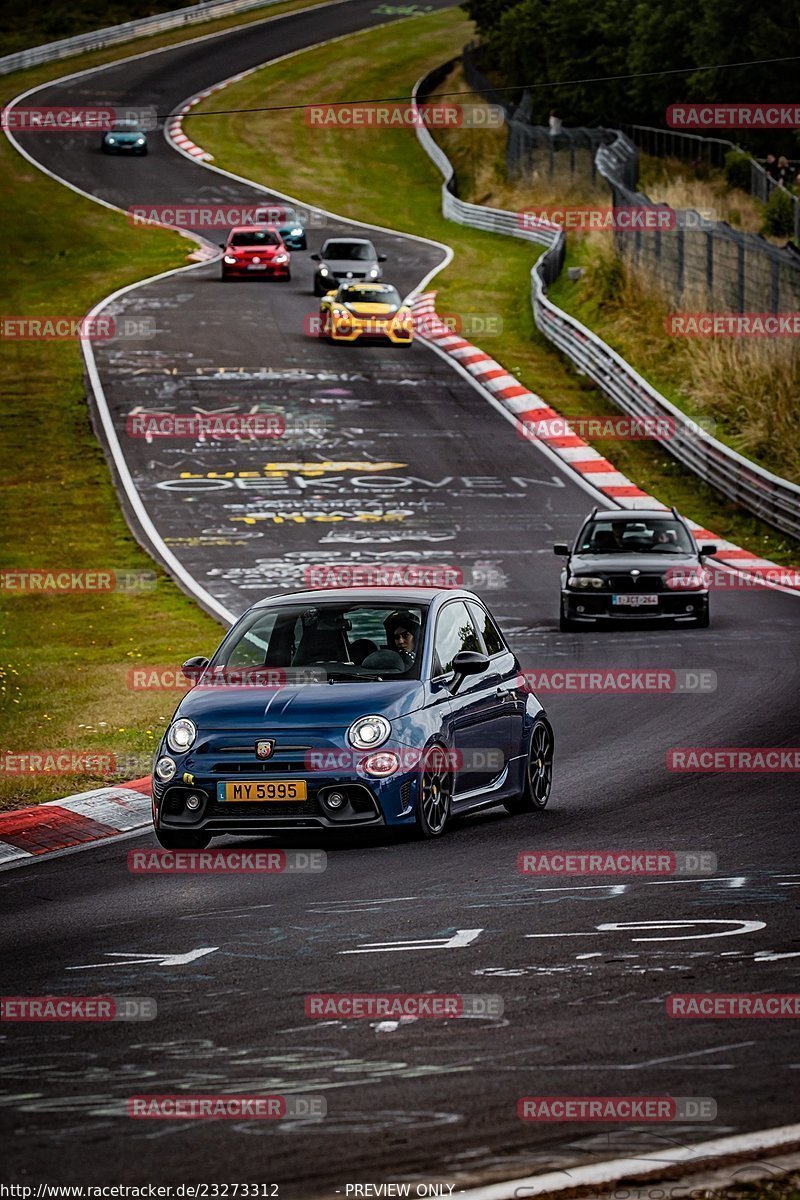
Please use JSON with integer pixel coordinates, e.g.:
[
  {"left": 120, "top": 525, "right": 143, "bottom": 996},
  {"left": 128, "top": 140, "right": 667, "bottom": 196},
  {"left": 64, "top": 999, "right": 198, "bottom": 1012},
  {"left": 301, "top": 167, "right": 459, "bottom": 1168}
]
[{"left": 219, "top": 225, "right": 291, "bottom": 280}]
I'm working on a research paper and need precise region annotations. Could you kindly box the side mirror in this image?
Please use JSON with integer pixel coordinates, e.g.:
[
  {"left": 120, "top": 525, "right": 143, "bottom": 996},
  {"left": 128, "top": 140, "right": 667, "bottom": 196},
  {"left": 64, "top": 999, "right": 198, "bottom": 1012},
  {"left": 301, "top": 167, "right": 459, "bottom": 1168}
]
[
  {"left": 218, "top": 243, "right": 227, "bottom": 249},
  {"left": 700, "top": 543, "right": 717, "bottom": 556},
  {"left": 181, "top": 656, "right": 209, "bottom": 683},
  {"left": 310, "top": 253, "right": 320, "bottom": 261},
  {"left": 377, "top": 254, "right": 387, "bottom": 262},
  {"left": 553, "top": 543, "right": 570, "bottom": 556},
  {"left": 450, "top": 650, "right": 489, "bottom": 693}
]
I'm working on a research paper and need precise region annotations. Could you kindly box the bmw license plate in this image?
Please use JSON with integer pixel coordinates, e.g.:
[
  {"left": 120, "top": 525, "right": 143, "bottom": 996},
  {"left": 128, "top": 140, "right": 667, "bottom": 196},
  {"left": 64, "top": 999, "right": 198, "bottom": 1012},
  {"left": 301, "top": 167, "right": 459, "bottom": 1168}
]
[
  {"left": 218, "top": 780, "right": 307, "bottom": 802},
  {"left": 612, "top": 594, "right": 658, "bottom": 606}
]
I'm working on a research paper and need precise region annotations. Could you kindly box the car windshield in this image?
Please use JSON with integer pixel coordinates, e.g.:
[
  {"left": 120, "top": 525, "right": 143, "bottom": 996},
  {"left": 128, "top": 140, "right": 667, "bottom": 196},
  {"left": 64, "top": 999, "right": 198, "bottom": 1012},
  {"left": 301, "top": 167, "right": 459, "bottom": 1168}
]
[
  {"left": 577, "top": 518, "right": 695, "bottom": 554},
  {"left": 339, "top": 285, "right": 401, "bottom": 307},
  {"left": 210, "top": 602, "right": 428, "bottom": 680},
  {"left": 323, "top": 242, "right": 375, "bottom": 261},
  {"left": 230, "top": 231, "right": 280, "bottom": 246},
  {"left": 110, "top": 122, "right": 141, "bottom": 132}
]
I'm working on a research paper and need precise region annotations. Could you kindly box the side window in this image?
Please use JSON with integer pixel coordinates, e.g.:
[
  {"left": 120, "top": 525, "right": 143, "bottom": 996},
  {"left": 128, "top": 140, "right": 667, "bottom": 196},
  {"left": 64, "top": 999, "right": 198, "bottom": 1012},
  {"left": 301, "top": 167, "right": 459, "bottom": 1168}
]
[
  {"left": 433, "top": 602, "right": 481, "bottom": 675},
  {"left": 468, "top": 602, "right": 506, "bottom": 656},
  {"left": 225, "top": 613, "right": 281, "bottom": 668}
]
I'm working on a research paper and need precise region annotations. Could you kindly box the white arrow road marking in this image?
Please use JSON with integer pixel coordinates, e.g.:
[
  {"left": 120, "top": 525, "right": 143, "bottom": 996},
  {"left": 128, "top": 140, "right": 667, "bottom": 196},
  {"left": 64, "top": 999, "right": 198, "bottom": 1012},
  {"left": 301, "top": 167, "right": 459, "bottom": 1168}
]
[
  {"left": 67, "top": 948, "right": 218, "bottom": 970},
  {"left": 340, "top": 928, "right": 483, "bottom": 954}
]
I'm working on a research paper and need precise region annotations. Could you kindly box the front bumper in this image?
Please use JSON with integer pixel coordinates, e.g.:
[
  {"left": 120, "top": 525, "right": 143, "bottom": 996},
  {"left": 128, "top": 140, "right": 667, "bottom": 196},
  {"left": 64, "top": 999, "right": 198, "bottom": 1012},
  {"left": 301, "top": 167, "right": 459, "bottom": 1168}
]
[
  {"left": 562, "top": 589, "right": 709, "bottom": 621},
  {"left": 330, "top": 323, "right": 413, "bottom": 345},
  {"left": 222, "top": 262, "right": 290, "bottom": 278},
  {"left": 153, "top": 757, "right": 420, "bottom": 834}
]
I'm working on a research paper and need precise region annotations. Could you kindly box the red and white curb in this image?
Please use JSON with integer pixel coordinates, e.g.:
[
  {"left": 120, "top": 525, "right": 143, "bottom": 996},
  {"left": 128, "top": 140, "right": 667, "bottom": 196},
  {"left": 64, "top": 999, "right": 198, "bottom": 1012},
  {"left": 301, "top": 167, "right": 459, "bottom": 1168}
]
[
  {"left": 412, "top": 293, "right": 800, "bottom": 592},
  {"left": 0, "top": 778, "right": 152, "bottom": 865},
  {"left": 166, "top": 73, "right": 252, "bottom": 162}
]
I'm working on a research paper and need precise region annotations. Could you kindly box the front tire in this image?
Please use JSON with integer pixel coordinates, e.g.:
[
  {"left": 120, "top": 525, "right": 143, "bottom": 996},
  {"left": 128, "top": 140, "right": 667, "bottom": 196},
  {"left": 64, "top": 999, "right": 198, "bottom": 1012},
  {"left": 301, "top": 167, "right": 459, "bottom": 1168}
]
[
  {"left": 155, "top": 829, "right": 211, "bottom": 849},
  {"left": 504, "top": 719, "right": 553, "bottom": 814},
  {"left": 416, "top": 744, "right": 453, "bottom": 838}
]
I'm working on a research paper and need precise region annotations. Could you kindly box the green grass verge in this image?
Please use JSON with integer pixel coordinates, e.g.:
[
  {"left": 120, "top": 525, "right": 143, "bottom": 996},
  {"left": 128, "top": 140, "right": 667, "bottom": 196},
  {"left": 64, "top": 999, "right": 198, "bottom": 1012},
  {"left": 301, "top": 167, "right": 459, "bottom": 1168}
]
[{"left": 187, "top": 17, "right": 800, "bottom": 567}]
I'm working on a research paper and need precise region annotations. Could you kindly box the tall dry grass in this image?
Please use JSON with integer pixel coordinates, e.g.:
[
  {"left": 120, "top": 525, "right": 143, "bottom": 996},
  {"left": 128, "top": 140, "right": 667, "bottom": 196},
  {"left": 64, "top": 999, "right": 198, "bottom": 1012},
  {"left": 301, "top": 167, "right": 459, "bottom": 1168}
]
[{"left": 576, "top": 236, "right": 800, "bottom": 481}]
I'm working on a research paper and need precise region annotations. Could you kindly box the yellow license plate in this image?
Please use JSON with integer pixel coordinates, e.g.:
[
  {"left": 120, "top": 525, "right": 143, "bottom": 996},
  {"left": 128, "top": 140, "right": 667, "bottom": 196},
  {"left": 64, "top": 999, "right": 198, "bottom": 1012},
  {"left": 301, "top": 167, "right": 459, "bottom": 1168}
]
[{"left": 221, "top": 780, "right": 307, "bottom": 802}]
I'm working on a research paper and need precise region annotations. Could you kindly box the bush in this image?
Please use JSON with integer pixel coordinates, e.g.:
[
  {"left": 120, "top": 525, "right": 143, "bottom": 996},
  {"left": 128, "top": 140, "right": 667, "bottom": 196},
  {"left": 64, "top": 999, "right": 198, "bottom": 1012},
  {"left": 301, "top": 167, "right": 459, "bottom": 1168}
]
[
  {"left": 724, "top": 150, "right": 753, "bottom": 192},
  {"left": 763, "top": 187, "right": 797, "bottom": 238}
]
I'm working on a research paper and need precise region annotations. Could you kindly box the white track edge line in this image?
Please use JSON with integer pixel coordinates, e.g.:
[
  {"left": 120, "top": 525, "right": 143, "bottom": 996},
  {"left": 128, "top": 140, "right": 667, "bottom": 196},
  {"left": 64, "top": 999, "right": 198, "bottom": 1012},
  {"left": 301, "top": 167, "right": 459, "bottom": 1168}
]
[{"left": 457, "top": 1123, "right": 800, "bottom": 1200}]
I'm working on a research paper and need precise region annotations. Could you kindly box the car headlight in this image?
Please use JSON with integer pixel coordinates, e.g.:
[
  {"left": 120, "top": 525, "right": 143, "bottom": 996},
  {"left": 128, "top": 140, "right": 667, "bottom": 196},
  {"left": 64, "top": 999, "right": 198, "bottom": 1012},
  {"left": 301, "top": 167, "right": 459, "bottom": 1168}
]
[
  {"left": 136, "top": 137, "right": 146, "bottom": 145},
  {"left": 291, "top": 227, "right": 303, "bottom": 236},
  {"left": 166, "top": 718, "right": 197, "bottom": 753},
  {"left": 155, "top": 756, "right": 176, "bottom": 782},
  {"left": 665, "top": 568, "right": 708, "bottom": 591},
  {"left": 106, "top": 136, "right": 116, "bottom": 144},
  {"left": 369, "top": 268, "right": 379, "bottom": 278},
  {"left": 223, "top": 255, "right": 237, "bottom": 264},
  {"left": 360, "top": 751, "right": 400, "bottom": 777},
  {"left": 568, "top": 575, "right": 604, "bottom": 589},
  {"left": 319, "top": 266, "right": 329, "bottom": 276},
  {"left": 274, "top": 253, "right": 289, "bottom": 263},
  {"left": 348, "top": 715, "right": 390, "bottom": 750}
]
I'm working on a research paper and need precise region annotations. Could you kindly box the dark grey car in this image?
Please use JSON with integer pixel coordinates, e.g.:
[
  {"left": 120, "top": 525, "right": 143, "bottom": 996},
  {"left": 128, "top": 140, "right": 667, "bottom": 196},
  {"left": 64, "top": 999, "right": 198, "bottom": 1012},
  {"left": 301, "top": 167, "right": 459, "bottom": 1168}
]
[
  {"left": 311, "top": 237, "right": 386, "bottom": 296},
  {"left": 555, "top": 508, "right": 717, "bottom": 630}
]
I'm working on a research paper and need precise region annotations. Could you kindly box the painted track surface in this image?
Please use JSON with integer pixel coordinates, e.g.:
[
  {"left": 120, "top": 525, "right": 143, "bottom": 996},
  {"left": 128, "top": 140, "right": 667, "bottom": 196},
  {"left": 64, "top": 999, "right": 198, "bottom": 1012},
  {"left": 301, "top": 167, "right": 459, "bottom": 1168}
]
[{"left": 3, "top": 1, "right": 800, "bottom": 1191}]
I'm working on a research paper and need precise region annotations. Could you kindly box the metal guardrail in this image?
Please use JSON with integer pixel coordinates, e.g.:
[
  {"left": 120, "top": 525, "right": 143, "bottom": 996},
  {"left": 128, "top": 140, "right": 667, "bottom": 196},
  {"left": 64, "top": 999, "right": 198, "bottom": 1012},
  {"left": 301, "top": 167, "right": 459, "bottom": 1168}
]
[
  {"left": 0, "top": 0, "right": 282, "bottom": 76},
  {"left": 412, "top": 65, "right": 800, "bottom": 541}
]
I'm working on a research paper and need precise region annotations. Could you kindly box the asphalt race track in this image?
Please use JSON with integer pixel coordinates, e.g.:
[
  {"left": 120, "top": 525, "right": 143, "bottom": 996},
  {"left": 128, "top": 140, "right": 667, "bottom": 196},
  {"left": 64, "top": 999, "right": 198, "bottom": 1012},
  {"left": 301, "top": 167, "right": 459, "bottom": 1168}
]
[{"left": 2, "top": 0, "right": 799, "bottom": 1192}]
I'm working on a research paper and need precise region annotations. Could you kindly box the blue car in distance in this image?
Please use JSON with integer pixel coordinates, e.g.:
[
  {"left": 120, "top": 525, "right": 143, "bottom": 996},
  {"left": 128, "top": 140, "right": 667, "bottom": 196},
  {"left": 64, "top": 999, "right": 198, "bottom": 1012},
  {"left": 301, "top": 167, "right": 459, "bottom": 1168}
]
[
  {"left": 151, "top": 588, "right": 553, "bottom": 847},
  {"left": 254, "top": 204, "right": 307, "bottom": 250},
  {"left": 100, "top": 119, "right": 148, "bottom": 154}
]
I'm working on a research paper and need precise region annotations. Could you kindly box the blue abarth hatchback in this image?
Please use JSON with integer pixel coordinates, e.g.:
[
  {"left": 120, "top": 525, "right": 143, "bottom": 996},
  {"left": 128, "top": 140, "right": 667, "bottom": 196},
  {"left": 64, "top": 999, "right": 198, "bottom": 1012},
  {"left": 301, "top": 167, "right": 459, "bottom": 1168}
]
[{"left": 151, "top": 588, "right": 553, "bottom": 846}]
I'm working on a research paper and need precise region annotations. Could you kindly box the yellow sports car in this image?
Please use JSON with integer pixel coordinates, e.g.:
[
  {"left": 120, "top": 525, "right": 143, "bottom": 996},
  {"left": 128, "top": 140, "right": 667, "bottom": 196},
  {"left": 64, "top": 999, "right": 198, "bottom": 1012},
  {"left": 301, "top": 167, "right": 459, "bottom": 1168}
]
[{"left": 319, "top": 282, "right": 414, "bottom": 346}]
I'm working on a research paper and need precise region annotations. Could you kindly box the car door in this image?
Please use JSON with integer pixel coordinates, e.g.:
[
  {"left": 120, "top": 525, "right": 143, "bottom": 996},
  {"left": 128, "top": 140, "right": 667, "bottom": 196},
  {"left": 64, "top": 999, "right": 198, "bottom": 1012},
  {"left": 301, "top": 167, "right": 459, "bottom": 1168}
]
[
  {"left": 467, "top": 600, "right": 522, "bottom": 755},
  {"left": 431, "top": 600, "right": 508, "bottom": 799}
]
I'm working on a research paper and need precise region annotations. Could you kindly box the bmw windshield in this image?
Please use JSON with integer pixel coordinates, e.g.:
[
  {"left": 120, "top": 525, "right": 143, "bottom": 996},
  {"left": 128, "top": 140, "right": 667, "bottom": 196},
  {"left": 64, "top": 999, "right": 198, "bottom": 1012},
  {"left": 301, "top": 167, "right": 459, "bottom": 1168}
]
[
  {"left": 577, "top": 519, "right": 696, "bottom": 554},
  {"left": 209, "top": 602, "right": 428, "bottom": 680}
]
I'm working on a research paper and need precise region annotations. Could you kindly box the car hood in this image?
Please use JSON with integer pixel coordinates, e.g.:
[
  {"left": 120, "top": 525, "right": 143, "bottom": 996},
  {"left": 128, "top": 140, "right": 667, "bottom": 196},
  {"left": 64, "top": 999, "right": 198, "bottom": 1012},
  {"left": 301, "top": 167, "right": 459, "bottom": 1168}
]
[
  {"left": 106, "top": 132, "right": 144, "bottom": 143},
  {"left": 176, "top": 680, "right": 426, "bottom": 729},
  {"left": 344, "top": 303, "right": 397, "bottom": 316},
  {"left": 569, "top": 552, "right": 700, "bottom": 573},
  {"left": 322, "top": 258, "right": 376, "bottom": 272}
]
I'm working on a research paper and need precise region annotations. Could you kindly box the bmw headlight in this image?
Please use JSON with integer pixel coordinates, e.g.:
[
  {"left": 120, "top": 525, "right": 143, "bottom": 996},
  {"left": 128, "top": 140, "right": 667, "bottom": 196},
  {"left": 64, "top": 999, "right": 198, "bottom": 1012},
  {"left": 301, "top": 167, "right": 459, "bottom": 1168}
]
[
  {"left": 136, "top": 137, "right": 146, "bottom": 145},
  {"left": 106, "top": 136, "right": 116, "bottom": 144},
  {"left": 291, "top": 227, "right": 303, "bottom": 236},
  {"left": 568, "top": 575, "right": 604, "bottom": 589},
  {"left": 166, "top": 717, "right": 197, "bottom": 753},
  {"left": 347, "top": 715, "right": 390, "bottom": 750}
]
